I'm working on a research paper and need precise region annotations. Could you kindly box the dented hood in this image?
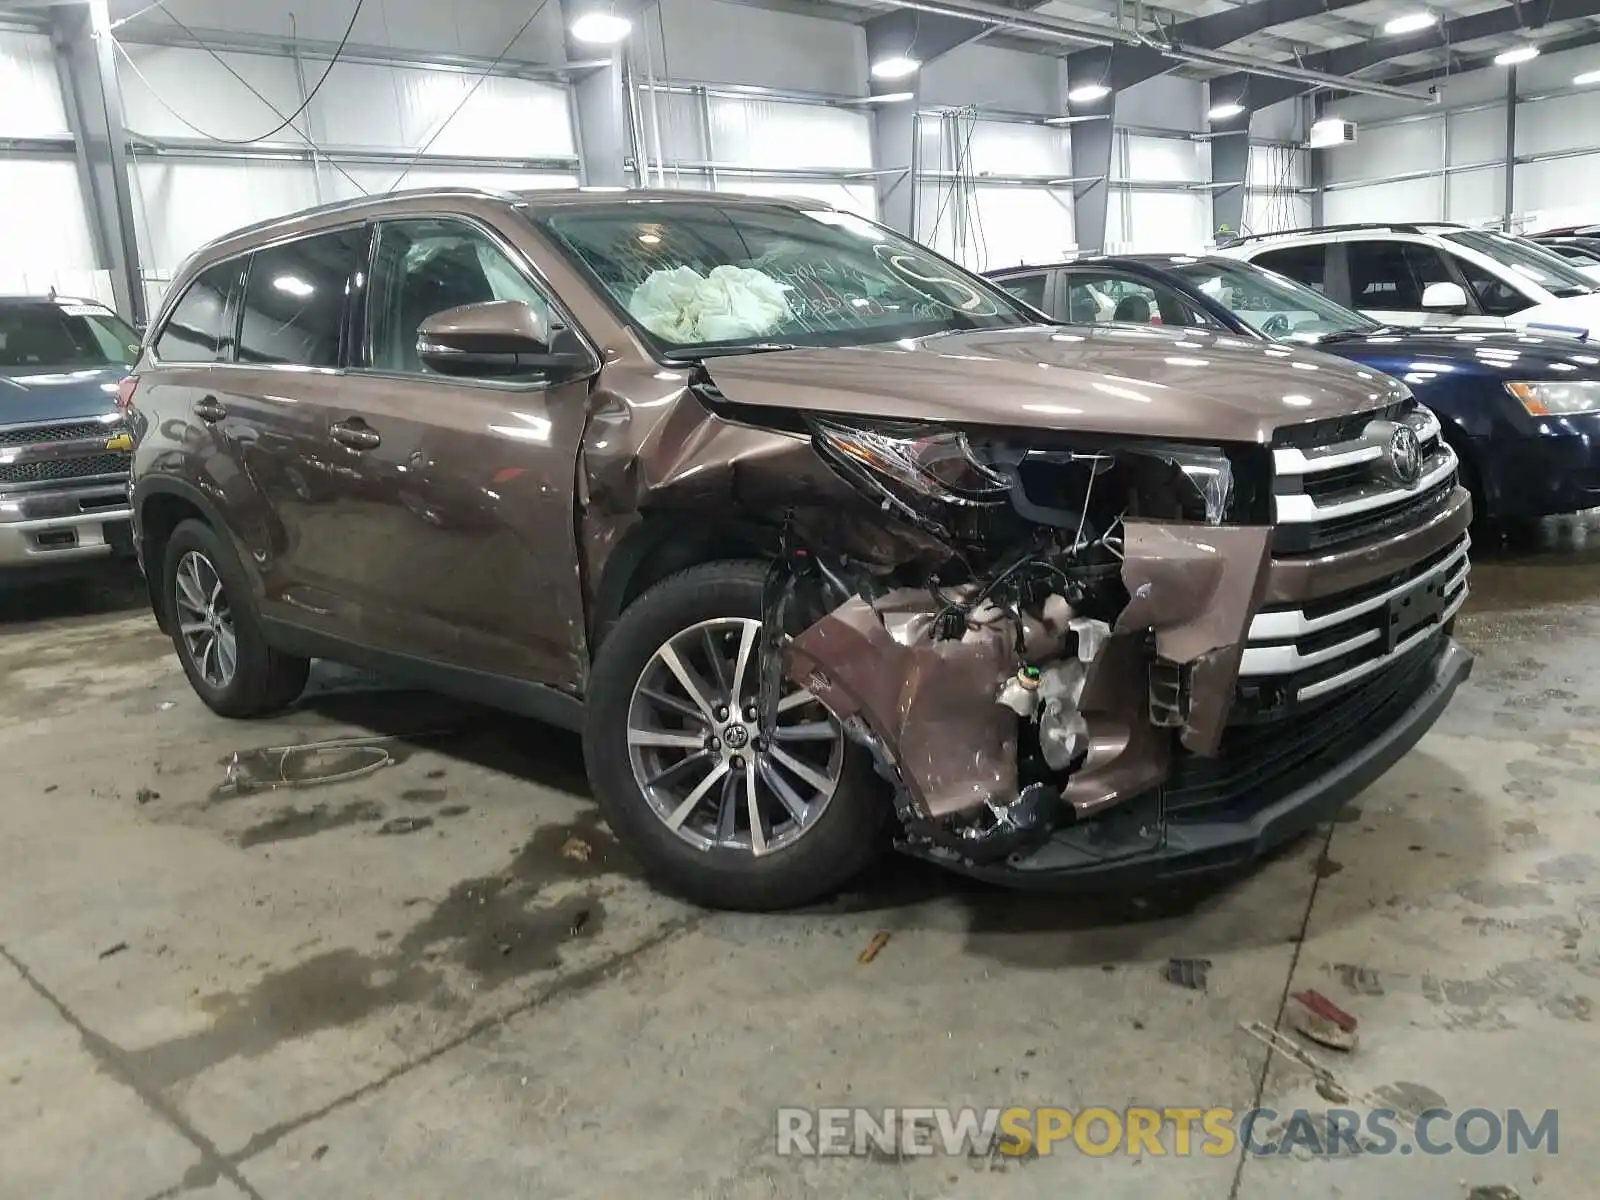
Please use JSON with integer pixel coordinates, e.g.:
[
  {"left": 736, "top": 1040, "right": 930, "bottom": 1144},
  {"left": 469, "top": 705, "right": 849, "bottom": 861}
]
[{"left": 701, "top": 324, "right": 1406, "bottom": 444}]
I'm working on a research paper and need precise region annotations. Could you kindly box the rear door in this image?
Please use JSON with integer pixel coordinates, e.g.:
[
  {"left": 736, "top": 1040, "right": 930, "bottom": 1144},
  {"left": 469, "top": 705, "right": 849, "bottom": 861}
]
[
  {"left": 204, "top": 224, "right": 369, "bottom": 637},
  {"left": 312, "top": 213, "right": 597, "bottom": 688}
]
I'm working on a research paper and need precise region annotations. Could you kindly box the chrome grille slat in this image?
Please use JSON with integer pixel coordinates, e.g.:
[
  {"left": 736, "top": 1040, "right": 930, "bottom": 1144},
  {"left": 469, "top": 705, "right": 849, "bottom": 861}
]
[{"left": 1240, "top": 530, "right": 1470, "bottom": 707}]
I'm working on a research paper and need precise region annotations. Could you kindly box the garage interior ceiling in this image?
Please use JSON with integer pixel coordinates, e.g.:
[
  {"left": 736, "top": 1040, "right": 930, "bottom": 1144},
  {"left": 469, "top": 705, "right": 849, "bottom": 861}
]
[{"left": 3, "top": 0, "right": 1600, "bottom": 315}]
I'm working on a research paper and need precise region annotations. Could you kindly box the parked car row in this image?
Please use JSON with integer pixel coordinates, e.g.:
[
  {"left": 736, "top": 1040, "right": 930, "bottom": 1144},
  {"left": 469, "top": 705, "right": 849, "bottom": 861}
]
[{"left": 989, "top": 251, "right": 1600, "bottom": 524}]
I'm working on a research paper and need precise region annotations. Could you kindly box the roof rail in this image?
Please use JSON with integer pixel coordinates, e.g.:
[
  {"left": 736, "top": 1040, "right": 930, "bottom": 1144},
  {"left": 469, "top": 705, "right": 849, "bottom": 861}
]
[{"left": 1219, "top": 221, "right": 1466, "bottom": 248}]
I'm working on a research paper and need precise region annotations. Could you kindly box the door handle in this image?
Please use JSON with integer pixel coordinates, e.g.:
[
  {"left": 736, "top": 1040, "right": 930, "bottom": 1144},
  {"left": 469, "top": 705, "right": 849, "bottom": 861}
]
[
  {"left": 330, "top": 419, "right": 381, "bottom": 450},
  {"left": 193, "top": 395, "right": 226, "bottom": 423}
]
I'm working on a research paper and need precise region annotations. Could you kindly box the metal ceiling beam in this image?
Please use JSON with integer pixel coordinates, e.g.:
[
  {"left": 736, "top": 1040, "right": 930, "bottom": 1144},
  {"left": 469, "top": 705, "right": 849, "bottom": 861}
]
[
  {"left": 1211, "top": 0, "right": 1600, "bottom": 110},
  {"left": 1383, "top": 23, "right": 1600, "bottom": 88},
  {"left": 864, "top": 0, "right": 1437, "bottom": 101},
  {"left": 1064, "top": 0, "right": 1371, "bottom": 97}
]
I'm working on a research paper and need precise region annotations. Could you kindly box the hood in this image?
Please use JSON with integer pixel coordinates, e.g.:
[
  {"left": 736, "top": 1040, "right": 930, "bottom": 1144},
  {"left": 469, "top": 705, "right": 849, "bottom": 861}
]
[
  {"left": 0, "top": 363, "right": 128, "bottom": 426},
  {"left": 1513, "top": 292, "right": 1600, "bottom": 339},
  {"left": 1314, "top": 327, "right": 1600, "bottom": 382},
  {"left": 700, "top": 325, "right": 1405, "bottom": 444}
]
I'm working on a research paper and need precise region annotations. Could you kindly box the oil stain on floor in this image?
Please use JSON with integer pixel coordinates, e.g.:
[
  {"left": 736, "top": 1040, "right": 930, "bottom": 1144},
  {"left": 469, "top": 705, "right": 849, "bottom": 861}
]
[{"left": 125, "top": 808, "right": 637, "bottom": 1089}]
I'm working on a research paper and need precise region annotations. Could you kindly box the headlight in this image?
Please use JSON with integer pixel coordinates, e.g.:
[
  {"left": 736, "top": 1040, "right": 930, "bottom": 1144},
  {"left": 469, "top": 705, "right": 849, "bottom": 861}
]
[
  {"left": 1505, "top": 380, "right": 1600, "bottom": 416},
  {"left": 809, "top": 418, "right": 1009, "bottom": 506}
]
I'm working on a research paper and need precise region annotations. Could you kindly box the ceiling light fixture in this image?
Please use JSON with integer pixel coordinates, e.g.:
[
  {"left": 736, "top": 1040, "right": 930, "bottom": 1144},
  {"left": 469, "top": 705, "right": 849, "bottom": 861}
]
[
  {"left": 1208, "top": 102, "right": 1245, "bottom": 120},
  {"left": 1494, "top": 45, "right": 1540, "bottom": 65},
  {"left": 870, "top": 55, "right": 921, "bottom": 80},
  {"left": 1575, "top": 69, "right": 1600, "bottom": 85},
  {"left": 857, "top": 91, "right": 915, "bottom": 104},
  {"left": 1383, "top": 12, "right": 1437, "bottom": 34},
  {"left": 1067, "top": 83, "right": 1111, "bottom": 102},
  {"left": 570, "top": 12, "right": 632, "bottom": 44}
]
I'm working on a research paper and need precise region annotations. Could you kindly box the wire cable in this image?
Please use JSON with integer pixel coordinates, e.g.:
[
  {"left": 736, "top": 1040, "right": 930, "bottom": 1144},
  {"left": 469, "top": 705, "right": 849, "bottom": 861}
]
[
  {"left": 152, "top": 0, "right": 366, "bottom": 145},
  {"left": 111, "top": 39, "right": 370, "bottom": 196},
  {"left": 383, "top": 0, "right": 553, "bottom": 193}
]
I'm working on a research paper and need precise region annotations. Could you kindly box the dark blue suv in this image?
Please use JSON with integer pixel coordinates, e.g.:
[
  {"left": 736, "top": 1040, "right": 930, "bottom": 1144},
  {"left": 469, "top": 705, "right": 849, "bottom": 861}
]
[{"left": 988, "top": 255, "right": 1600, "bottom": 523}]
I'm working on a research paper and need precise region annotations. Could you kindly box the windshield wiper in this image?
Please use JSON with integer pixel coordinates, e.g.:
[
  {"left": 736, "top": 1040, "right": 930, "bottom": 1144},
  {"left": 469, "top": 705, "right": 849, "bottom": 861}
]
[
  {"left": 667, "top": 343, "right": 805, "bottom": 361},
  {"left": 1314, "top": 325, "right": 1396, "bottom": 344}
]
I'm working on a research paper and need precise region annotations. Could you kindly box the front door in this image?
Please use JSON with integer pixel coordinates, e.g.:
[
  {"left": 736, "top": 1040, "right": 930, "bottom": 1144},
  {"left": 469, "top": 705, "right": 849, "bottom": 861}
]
[{"left": 318, "top": 215, "right": 595, "bottom": 690}]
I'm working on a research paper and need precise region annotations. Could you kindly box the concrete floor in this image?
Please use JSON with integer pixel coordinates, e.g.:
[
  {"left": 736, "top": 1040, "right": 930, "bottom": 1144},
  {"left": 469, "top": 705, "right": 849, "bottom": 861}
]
[{"left": 4, "top": 522, "right": 1599, "bottom": 1200}]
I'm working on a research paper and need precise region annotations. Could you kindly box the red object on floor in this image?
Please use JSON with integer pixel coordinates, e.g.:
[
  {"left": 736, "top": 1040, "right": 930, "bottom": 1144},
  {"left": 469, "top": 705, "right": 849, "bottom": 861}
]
[{"left": 1291, "top": 989, "right": 1358, "bottom": 1032}]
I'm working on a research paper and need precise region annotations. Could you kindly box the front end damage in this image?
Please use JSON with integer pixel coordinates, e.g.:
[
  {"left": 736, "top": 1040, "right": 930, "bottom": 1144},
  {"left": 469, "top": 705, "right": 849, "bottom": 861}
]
[{"left": 753, "top": 414, "right": 1472, "bottom": 882}]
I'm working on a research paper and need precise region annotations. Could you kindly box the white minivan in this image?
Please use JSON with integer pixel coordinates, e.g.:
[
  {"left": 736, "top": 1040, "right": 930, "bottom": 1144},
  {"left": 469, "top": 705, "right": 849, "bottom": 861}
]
[{"left": 1219, "top": 223, "right": 1600, "bottom": 337}]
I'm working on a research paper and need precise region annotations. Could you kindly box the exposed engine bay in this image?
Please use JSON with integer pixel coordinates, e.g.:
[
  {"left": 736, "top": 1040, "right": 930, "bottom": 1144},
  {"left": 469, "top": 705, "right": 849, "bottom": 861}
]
[{"left": 753, "top": 414, "right": 1275, "bottom": 869}]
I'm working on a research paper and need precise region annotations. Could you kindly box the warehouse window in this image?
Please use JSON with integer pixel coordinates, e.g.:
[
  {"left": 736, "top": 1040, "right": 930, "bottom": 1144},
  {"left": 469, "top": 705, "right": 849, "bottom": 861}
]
[
  {"left": 364, "top": 218, "right": 556, "bottom": 378},
  {"left": 237, "top": 228, "right": 365, "bottom": 368},
  {"left": 153, "top": 261, "right": 240, "bottom": 364}
]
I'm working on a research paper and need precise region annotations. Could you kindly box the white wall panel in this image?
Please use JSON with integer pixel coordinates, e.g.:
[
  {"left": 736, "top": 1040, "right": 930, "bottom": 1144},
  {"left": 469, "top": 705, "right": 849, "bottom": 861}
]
[
  {"left": 1517, "top": 93, "right": 1598, "bottom": 159},
  {"left": 1323, "top": 176, "right": 1442, "bottom": 223},
  {"left": 707, "top": 99, "right": 870, "bottom": 171},
  {"left": 1448, "top": 107, "right": 1503, "bottom": 166},
  {"left": 721, "top": 180, "right": 876, "bottom": 218},
  {"left": 1517, "top": 156, "right": 1600, "bottom": 217},
  {"left": 1119, "top": 76, "right": 1205, "bottom": 134},
  {"left": 1447, "top": 167, "right": 1503, "bottom": 225},
  {"left": 110, "top": 0, "right": 567, "bottom": 65},
  {"left": 131, "top": 160, "right": 319, "bottom": 274},
  {"left": 1325, "top": 118, "right": 1443, "bottom": 185},
  {"left": 638, "top": 90, "right": 709, "bottom": 165},
  {"left": 1124, "top": 135, "right": 1203, "bottom": 183},
  {"left": 644, "top": 0, "right": 863, "bottom": 95},
  {"left": 1120, "top": 192, "right": 1207, "bottom": 252},
  {"left": 322, "top": 165, "right": 577, "bottom": 201},
  {"left": 324, "top": 66, "right": 572, "bottom": 157},
  {"left": 966, "top": 122, "right": 1070, "bottom": 177},
  {"left": 118, "top": 46, "right": 302, "bottom": 140},
  {"left": 0, "top": 161, "right": 97, "bottom": 276},
  {"left": 1244, "top": 192, "right": 1313, "bottom": 237},
  {"left": 920, "top": 45, "right": 1063, "bottom": 114},
  {"left": 969, "top": 188, "right": 1072, "bottom": 269},
  {"left": 0, "top": 31, "right": 70, "bottom": 137}
]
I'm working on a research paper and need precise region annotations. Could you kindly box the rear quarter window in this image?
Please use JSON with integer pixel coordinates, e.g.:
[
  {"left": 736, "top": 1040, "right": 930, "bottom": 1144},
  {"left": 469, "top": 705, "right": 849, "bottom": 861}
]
[{"left": 154, "top": 261, "right": 242, "bottom": 363}]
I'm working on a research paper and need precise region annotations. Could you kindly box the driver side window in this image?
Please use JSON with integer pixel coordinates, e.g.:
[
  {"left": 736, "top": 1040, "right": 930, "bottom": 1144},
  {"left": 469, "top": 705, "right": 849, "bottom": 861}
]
[
  {"left": 1450, "top": 254, "right": 1533, "bottom": 317},
  {"left": 364, "top": 218, "right": 558, "bottom": 377}
]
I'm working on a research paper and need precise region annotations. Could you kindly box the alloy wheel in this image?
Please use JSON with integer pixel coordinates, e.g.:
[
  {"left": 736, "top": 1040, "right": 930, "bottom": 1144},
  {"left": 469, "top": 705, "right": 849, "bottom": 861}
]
[
  {"left": 174, "top": 550, "right": 238, "bottom": 689},
  {"left": 625, "top": 617, "right": 844, "bottom": 856}
]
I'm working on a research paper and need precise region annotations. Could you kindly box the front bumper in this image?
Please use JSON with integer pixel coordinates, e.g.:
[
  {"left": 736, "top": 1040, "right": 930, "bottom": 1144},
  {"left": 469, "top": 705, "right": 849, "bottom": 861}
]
[
  {"left": 934, "top": 633, "right": 1472, "bottom": 888},
  {"left": 1474, "top": 415, "right": 1600, "bottom": 517},
  {"left": 0, "top": 482, "right": 133, "bottom": 572}
]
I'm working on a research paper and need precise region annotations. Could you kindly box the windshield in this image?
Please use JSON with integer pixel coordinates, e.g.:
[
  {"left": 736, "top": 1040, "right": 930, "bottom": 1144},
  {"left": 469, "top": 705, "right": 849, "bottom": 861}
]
[
  {"left": 533, "top": 203, "right": 1037, "bottom": 356},
  {"left": 1165, "top": 259, "right": 1378, "bottom": 343},
  {"left": 0, "top": 303, "right": 139, "bottom": 370},
  {"left": 1443, "top": 229, "right": 1596, "bottom": 298}
]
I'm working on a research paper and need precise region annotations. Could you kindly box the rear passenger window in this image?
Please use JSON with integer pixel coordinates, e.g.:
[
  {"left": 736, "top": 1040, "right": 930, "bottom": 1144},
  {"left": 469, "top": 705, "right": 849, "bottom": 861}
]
[
  {"left": 996, "top": 273, "right": 1048, "bottom": 312},
  {"left": 1254, "top": 245, "right": 1326, "bottom": 293},
  {"left": 153, "top": 261, "right": 240, "bottom": 363},
  {"left": 237, "top": 228, "right": 365, "bottom": 368}
]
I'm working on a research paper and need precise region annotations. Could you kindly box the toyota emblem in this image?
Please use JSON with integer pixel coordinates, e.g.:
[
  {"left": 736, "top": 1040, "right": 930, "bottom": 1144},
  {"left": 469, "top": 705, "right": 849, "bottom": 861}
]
[{"left": 1388, "top": 424, "right": 1423, "bottom": 487}]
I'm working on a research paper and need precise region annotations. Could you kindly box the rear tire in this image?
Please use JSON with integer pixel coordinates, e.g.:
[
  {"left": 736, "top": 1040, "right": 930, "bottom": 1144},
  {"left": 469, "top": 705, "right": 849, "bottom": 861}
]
[
  {"left": 584, "top": 560, "right": 886, "bottom": 911},
  {"left": 161, "top": 519, "right": 308, "bottom": 717}
]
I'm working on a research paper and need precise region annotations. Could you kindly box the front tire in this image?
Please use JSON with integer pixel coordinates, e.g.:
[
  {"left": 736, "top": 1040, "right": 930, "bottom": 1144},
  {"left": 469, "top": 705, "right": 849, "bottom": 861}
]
[
  {"left": 584, "top": 561, "right": 886, "bottom": 911},
  {"left": 161, "top": 518, "right": 309, "bottom": 717}
]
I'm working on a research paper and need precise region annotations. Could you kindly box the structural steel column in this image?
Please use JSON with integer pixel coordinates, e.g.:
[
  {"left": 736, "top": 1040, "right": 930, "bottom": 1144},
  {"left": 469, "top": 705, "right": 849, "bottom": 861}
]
[
  {"left": 1210, "top": 130, "right": 1250, "bottom": 240},
  {"left": 51, "top": 0, "right": 144, "bottom": 323},
  {"left": 1502, "top": 64, "right": 1517, "bottom": 231},
  {"left": 568, "top": 50, "right": 631, "bottom": 188}
]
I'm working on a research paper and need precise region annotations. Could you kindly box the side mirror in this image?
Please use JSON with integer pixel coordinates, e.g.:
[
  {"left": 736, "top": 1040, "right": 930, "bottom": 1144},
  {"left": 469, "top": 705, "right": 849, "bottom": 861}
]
[
  {"left": 416, "top": 300, "right": 589, "bottom": 380},
  {"left": 1421, "top": 281, "right": 1469, "bottom": 312}
]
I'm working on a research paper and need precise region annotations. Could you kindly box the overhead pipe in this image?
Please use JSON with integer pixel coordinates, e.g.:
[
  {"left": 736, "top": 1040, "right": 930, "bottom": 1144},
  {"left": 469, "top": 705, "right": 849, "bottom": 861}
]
[{"left": 871, "top": 0, "right": 1440, "bottom": 105}]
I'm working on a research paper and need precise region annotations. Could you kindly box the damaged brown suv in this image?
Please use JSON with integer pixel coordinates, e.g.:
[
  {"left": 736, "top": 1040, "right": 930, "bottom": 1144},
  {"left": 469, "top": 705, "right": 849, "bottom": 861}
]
[{"left": 126, "top": 189, "right": 1473, "bottom": 910}]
